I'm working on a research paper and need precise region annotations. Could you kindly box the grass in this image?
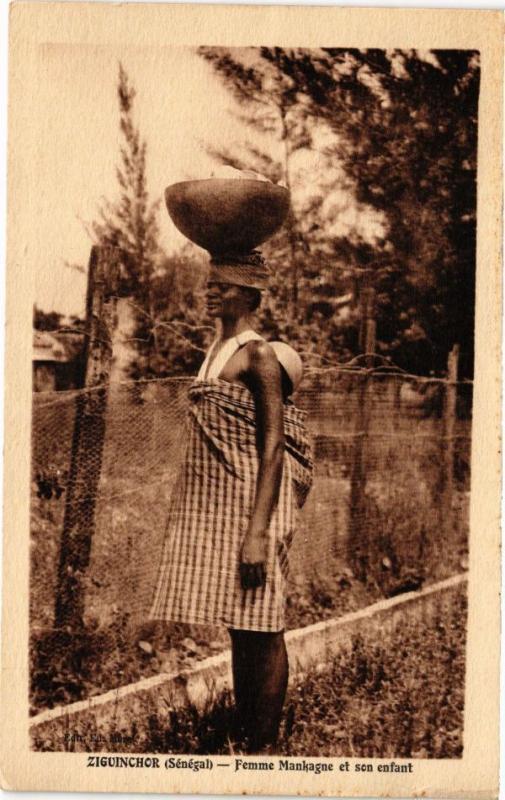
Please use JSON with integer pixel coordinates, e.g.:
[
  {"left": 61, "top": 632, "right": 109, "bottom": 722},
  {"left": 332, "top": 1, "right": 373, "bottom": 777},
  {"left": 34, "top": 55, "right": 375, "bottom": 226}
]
[
  {"left": 282, "top": 588, "right": 466, "bottom": 759},
  {"left": 32, "top": 585, "right": 466, "bottom": 758},
  {"left": 29, "top": 615, "right": 229, "bottom": 715},
  {"left": 30, "top": 389, "right": 470, "bottom": 714}
]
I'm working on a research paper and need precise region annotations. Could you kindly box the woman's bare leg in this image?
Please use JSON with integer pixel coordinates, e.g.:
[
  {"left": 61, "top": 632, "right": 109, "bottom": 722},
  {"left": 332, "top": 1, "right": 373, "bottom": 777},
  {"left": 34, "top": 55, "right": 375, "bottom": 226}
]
[
  {"left": 229, "top": 629, "right": 254, "bottom": 743},
  {"left": 229, "top": 629, "right": 289, "bottom": 753}
]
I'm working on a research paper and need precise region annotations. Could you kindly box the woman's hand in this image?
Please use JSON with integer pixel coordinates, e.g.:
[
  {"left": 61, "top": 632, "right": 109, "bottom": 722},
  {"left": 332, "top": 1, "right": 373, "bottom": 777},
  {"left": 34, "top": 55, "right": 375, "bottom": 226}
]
[{"left": 240, "top": 534, "right": 267, "bottom": 589}]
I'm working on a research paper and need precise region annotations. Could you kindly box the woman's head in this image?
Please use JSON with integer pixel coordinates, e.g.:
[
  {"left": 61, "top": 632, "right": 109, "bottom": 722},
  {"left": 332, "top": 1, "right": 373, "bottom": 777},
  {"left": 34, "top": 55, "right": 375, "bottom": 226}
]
[{"left": 206, "top": 281, "right": 262, "bottom": 319}]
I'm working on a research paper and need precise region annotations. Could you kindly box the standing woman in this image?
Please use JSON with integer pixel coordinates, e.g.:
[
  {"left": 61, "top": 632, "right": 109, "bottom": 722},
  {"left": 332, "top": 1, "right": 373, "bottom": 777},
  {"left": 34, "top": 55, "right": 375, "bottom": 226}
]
[{"left": 150, "top": 176, "right": 313, "bottom": 753}]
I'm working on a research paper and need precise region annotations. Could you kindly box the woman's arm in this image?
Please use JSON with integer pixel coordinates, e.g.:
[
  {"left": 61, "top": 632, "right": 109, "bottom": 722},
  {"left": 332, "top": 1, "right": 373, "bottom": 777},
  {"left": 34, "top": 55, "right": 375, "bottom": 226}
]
[{"left": 240, "top": 341, "right": 285, "bottom": 589}]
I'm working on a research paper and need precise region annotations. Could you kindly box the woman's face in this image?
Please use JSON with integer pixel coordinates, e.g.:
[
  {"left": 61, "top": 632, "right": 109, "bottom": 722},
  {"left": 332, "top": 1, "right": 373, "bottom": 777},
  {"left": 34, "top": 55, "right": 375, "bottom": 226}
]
[{"left": 206, "top": 282, "right": 252, "bottom": 319}]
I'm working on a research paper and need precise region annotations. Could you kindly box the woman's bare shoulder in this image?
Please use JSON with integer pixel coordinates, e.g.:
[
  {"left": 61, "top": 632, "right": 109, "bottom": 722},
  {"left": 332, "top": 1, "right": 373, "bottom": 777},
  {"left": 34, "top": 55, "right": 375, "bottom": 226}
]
[{"left": 244, "top": 340, "right": 280, "bottom": 373}]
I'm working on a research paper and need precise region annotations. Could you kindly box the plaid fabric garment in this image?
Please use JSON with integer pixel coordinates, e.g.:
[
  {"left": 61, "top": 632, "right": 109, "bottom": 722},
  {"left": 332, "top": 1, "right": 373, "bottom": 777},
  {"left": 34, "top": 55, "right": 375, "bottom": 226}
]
[{"left": 149, "top": 379, "right": 313, "bottom": 632}]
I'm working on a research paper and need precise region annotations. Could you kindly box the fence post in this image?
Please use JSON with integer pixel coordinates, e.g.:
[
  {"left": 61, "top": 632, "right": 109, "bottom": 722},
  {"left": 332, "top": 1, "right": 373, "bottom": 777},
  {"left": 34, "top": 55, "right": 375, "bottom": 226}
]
[
  {"left": 349, "top": 284, "right": 376, "bottom": 579},
  {"left": 361, "top": 287, "right": 376, "bottom": 369},
  {"left": 441, "top": 344, "right": 459, "bottom": 539},
  {"left": 54, "top": 245, "right": 123, "bottom": 630},
  {"left": 349, "top": 373, "right": 372, "bottom": 580}
]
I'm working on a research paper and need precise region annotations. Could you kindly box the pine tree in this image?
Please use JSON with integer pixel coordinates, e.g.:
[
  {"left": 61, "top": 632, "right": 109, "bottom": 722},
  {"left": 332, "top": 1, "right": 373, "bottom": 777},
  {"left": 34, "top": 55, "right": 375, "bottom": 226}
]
[
  {"left": 90, "top": 64, "right": 163, "bottom": 375},
  {"left": 93, "top": 63, "right": 160, "bottom": 302}
]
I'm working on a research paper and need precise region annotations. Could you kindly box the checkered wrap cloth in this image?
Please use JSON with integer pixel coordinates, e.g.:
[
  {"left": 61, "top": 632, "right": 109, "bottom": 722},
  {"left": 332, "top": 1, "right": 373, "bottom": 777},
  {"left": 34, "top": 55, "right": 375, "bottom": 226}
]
[{"left": 149, "top": 379, "right": 313, "bottom": 632}]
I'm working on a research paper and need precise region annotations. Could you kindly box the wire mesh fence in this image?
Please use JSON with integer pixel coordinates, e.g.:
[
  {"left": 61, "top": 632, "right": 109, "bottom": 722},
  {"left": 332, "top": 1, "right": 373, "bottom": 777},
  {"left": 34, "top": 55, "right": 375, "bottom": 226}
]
[{"left": 31, "top": 367, "right": 471, "bottom": 635}]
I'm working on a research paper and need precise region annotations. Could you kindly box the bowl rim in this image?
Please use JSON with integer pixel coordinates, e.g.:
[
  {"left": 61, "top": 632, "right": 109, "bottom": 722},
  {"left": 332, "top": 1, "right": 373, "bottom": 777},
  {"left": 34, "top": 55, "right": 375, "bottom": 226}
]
[{"left": 165, "top": 178, "right": 289, "bottom": 193}]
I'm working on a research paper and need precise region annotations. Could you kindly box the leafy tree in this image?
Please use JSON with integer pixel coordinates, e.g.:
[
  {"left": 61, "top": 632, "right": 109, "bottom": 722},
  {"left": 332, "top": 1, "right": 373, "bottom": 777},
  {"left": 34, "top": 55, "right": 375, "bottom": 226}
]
[
  {"left": 200, "top": 47, "right": 479, "bottom": 377},
  {"left": 260, "top": 48, "right": 480, "bottom": 377}
]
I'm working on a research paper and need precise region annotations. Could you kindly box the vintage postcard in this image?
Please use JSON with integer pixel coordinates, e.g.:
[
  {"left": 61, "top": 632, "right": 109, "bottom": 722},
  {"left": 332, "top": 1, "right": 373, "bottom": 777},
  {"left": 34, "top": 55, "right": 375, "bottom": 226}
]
[{"left": 0, "top": 2, "right": 502, "bottom": 797}]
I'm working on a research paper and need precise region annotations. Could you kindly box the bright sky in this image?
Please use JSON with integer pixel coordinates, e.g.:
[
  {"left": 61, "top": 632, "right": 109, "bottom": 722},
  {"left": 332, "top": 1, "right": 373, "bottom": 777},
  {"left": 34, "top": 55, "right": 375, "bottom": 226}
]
[{"left": 33, "top": 45, "right": 275, "bottom": 316}]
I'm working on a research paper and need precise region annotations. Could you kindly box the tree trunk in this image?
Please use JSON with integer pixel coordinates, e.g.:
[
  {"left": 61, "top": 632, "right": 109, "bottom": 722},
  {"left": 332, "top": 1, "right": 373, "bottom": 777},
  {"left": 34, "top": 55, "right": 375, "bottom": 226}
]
[{"left": 54, "top": 246, "right": 123, "bottom": 630}]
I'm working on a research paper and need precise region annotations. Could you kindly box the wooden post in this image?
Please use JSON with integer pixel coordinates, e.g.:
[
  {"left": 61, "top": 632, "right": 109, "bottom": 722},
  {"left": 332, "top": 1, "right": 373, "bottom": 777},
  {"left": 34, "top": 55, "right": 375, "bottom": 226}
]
[
  {"left": 441, "top": 344, "right": 459, "bottom": 539},
  {"left": 54, "top": 246, "right": 123, "bottom": 629},
  {"left": 362, "top": 287, "right": 377, "bottom": 369},
  {"left": 349, "top": 282, "right": 376, "bottom": 579},
  {"left": 349, "top": 374, "right": 370, "bottom": 580}
]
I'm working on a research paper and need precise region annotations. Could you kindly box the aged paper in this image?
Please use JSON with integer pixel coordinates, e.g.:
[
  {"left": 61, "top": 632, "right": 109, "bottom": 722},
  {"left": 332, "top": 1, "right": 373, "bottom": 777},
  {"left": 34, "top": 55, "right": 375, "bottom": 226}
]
[{"left": 1, "top": 2, "right": 502, "bottom": 797}]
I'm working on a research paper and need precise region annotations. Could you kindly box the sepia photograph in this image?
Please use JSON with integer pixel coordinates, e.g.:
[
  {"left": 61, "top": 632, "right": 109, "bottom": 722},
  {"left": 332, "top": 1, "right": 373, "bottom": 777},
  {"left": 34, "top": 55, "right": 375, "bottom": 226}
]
[{"left": 1, "top": 3, "right": 502, "bottom": 797}]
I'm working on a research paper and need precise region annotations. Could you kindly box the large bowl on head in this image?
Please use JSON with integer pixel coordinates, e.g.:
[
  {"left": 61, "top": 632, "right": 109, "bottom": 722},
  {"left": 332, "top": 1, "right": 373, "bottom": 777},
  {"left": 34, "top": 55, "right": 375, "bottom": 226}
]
[{"left": 165, "top": 179, "right": 290, "bottom": 255}]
